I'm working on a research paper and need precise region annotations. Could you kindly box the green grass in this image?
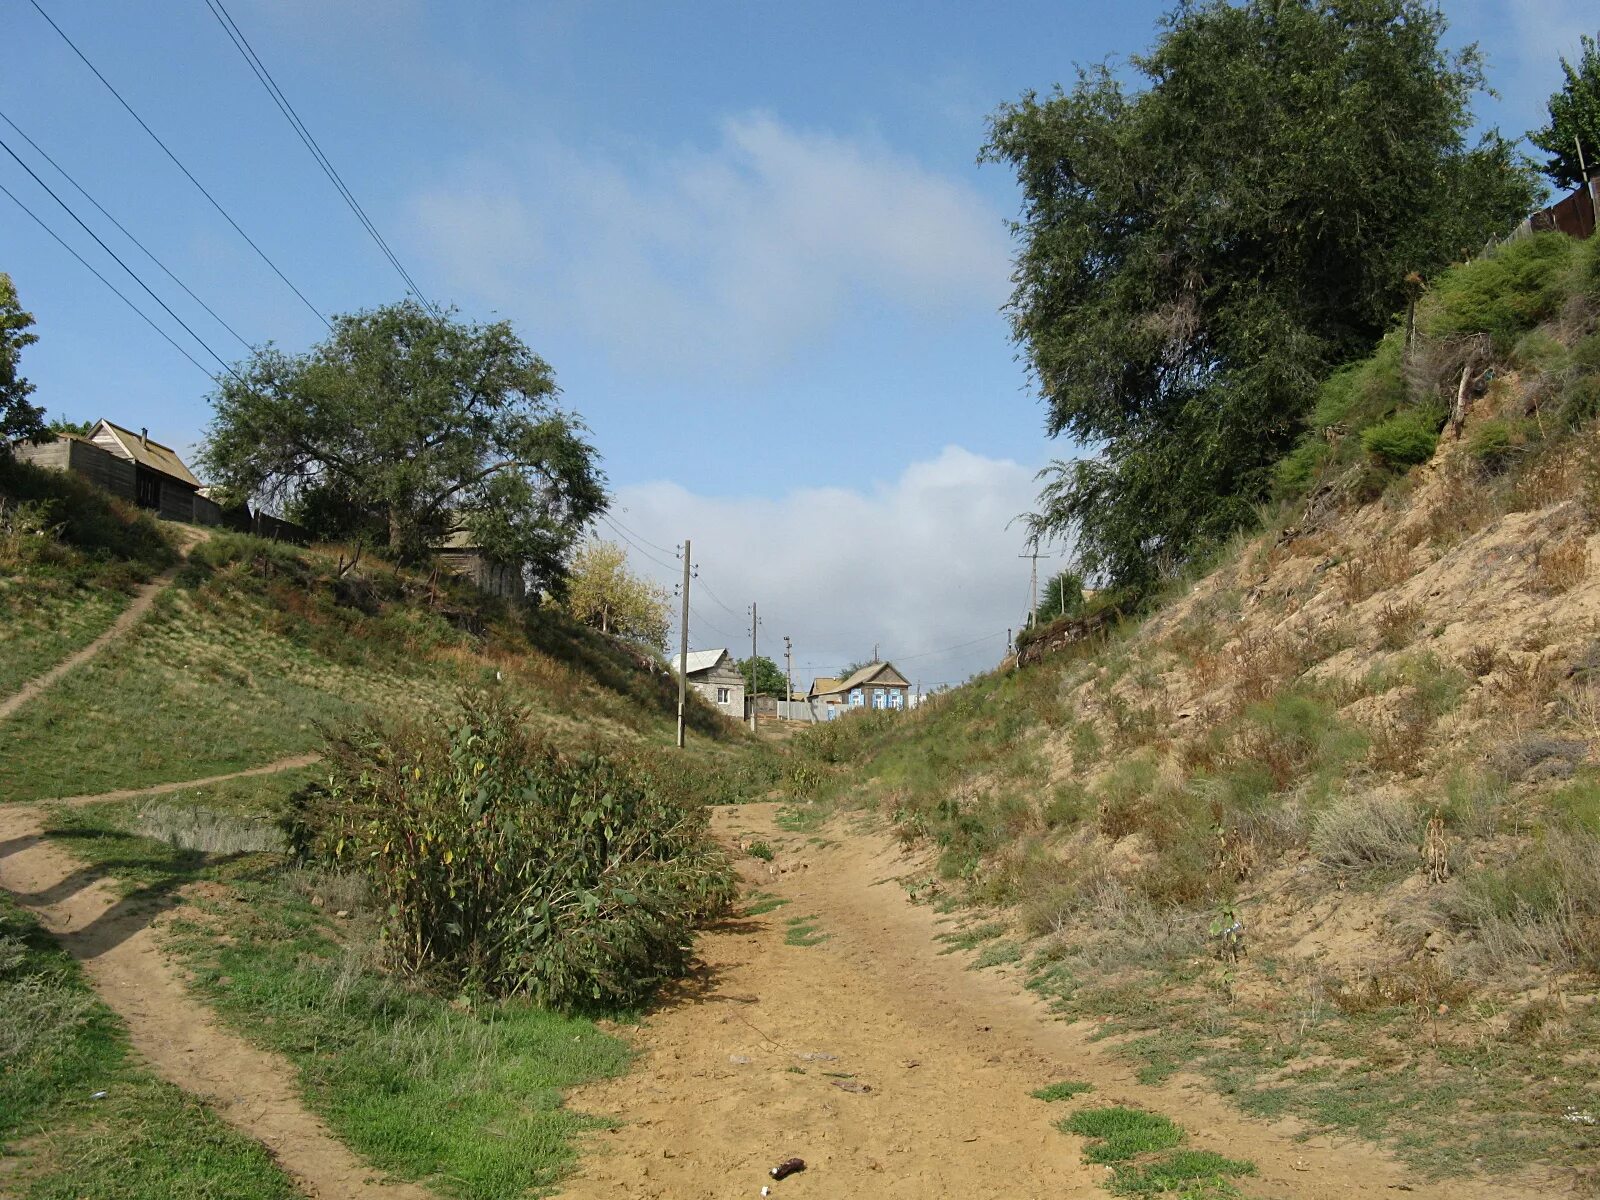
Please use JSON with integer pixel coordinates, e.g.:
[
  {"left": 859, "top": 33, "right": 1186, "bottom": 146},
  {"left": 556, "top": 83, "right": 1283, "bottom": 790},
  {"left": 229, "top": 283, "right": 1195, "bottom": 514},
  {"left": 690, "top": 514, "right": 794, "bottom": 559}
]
[
  {"left": 1032, "top": 1079, "right": 1095, "bottom": 1102},
  {"left": 1061, "top": 1106, "right": 1184, "bottom": 1163},
  {"left": 784, "top": 914, "right": 829, "bottom": 947},
  {"left": 742, "top": 891, "right": 791, "bottom": 917},
  {"left": 0, "top": 585, "right": 431, "bottom": 802},
  {"left": 745, "top": 840, "right": 775, "bottom": 861},
  {"left": 1060, "top": 1106, "right": 1253, "bottom": 1198},
  {"left": 37, "top": 802, "right": 632, "bottom": 1199},
  {"left": 0, "top": 894, "right": 297, "bottom": 1200},
  {"left": 937, "top": 919, "right": 1009, "bottom": 953},
  {"left": 0, "top": 582, "right": 130, "bottom": 697}
]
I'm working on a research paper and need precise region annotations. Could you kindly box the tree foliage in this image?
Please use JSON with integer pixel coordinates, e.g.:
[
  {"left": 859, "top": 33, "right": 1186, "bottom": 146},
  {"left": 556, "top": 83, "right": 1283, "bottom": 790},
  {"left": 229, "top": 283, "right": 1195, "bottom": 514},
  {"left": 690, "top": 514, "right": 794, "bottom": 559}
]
[
  {"left": 984, "top": 0, "right": 1537, "bottom": 594},
  {"left": 1530, "top": 33, "right": 1600, "bottom": 190},
  {"left": 737, "top": 654, "right": 787, "bottom": 697},
  {"left": 0, "top": 273, "right": 46, "bottom": 446},
  {"left": 1032, "top": 568, "right": 1085, "bottom": 625},
  {"left": 564, "top": 539, "right": 672, "bottom": 649},
  {"left": 201, "top": 301, "right": 606, "bottom": 592}
]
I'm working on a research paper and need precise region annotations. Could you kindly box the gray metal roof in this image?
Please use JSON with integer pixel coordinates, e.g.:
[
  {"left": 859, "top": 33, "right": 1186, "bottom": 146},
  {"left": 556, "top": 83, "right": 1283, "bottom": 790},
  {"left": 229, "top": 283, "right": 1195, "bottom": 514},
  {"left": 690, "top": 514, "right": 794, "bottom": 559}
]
[{"left": 670, "top": 648, "right": 731, "bottom": 676}]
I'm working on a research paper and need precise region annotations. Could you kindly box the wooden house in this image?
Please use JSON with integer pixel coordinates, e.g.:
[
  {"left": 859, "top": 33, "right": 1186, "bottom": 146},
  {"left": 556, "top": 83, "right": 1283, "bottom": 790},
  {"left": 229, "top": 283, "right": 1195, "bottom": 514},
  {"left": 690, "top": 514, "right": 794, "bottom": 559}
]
[{"left": 14, "top": 420, "right": 222, "bottom": 526}]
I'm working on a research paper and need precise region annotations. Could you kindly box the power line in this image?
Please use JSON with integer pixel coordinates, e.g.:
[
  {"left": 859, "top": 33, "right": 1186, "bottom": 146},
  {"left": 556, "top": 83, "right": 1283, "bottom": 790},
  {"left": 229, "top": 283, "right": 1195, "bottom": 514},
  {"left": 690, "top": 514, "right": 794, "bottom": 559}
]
[
  {"left": 201, "top": 0, "right": 440, "bottom": 317},
  {"left": 28, "top": 0, "right": 330, "bottom": 328},
  {"left": 0, "top": 178, "right": 215, "bottom": 379},
  {"left": 0, "top": 107, "right": 253, "bottom": 352},
  {"left": 0, "top": 133, "right": 239, "bottom": 377},
  {"left": 695, "top": 574, "right": 744, "bottom": 621},
  {"left": 595, "top": 513, "right": 678, "bottom": 573},
  {"left": 603, "top": 510, "right": 677, "bottom": 556},
  {"left": 887, "top": 631, "right": 1008, "bottom": 665}
]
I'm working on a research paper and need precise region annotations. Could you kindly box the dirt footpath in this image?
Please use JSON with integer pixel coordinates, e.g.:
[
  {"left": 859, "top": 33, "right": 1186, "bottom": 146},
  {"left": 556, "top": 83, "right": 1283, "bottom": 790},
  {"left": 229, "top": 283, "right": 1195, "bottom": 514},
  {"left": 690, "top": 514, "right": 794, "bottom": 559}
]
[{"left": 556, "top": 803, "right": 1547, "bottom": 1200}]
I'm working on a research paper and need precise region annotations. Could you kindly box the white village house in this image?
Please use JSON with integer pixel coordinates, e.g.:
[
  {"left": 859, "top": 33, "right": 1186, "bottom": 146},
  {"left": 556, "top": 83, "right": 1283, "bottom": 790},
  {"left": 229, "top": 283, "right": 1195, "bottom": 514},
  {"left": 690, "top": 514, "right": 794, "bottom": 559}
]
[{"left": 669, "top": 648, "right": 745, "bottom": 719}]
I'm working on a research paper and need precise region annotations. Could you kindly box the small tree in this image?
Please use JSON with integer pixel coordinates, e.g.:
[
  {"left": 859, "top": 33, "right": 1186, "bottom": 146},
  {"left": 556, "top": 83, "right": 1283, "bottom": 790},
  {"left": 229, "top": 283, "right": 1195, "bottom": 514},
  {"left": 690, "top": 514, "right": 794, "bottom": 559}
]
[
  {"left": 737, "top": 654, "right": 787, "bottom": 697},
  {"left": 1032, "top": 568, "right": 1085, "bottom": 625},
  {"left": 202, "top": 301, "right": 606, "bottom": 593},
  {"left": 1, "top": 273, "right": 46, "bottom": 447},
  {"left": 1530, "top": 33, "right": 1600, "bottom": 189},
  {"left": 564, "top": 540, "right": 671, "bottom": 648}
]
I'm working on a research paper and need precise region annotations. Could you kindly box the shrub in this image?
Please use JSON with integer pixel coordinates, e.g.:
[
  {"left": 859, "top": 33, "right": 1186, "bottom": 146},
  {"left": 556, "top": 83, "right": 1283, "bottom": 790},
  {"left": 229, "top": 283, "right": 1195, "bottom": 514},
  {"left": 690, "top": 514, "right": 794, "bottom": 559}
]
[
  {"left": 0, "top": 453, "right": 174, "bottom": 582},
  {"left": 1533, "top": 534, "right": 1589, "bottom": 594},
  {"left": 1466, "top": 418, "right": 1534, "bottom": 471},
  {"left": 286, "top": 692, "right": 736, "bottom": 1009},
  {"left": 1419, "top": 233, "right": 1577, "bottom": 352},
  {"left": 1362, "top": 405, "right": 1443, "bottom": 470},
  {"left": 1309, "top": 794, "right": 1423, "bottom": 874}
]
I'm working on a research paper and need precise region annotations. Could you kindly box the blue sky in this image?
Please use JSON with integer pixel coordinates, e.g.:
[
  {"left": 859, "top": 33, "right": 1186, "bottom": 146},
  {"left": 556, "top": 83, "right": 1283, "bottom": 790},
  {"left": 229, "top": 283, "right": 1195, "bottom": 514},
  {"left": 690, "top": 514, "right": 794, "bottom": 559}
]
[{"left": 4, "top": 1, "right": 1593, "bottom": 683}]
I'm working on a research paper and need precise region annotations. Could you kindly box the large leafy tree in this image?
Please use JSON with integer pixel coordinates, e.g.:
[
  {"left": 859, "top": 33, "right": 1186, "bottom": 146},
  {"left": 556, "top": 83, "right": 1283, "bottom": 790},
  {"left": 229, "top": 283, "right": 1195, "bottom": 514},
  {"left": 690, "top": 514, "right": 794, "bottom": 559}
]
[
  {"left": 564, "top": 539, "right": 672, "bottom": 648},
  {"left": 1530, "top": 33, "right": 1600, "bottom": 190},
  {"left": 984, "top": 0, "right": 1537, "bottom": 594},
  {"left": 1, "top": 272, "right": 47, "bottom": 446},
  {"left": 202, "top": 301, "right": 606, "bottom": 591},
  {"left": 738, "top": 654, "right": 788, "bottom": 697}
]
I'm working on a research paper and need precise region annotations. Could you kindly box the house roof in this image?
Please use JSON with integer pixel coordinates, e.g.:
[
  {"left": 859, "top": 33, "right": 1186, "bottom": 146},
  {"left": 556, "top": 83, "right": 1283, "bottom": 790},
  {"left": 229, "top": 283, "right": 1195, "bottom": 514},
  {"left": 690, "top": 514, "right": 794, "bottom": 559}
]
[
  {"left": 92, "top": 420, "right": 202, "bottom": 488},
  {"left": 671, "top": 648, "right": 732, "bottom": 676},
  {"left": 816, "top": 661, "right": 911, "bottom": 696},
  {"left": 808, "top": 676, "right": 842, "bottom": 698}
]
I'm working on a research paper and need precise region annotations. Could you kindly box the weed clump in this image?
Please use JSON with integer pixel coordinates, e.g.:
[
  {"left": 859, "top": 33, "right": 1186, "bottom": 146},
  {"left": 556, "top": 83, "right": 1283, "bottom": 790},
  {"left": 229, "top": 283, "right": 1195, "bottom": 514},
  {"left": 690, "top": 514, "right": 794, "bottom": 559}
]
[{"left": 287, "top": 692, "right": 735, "bottom": 1009}]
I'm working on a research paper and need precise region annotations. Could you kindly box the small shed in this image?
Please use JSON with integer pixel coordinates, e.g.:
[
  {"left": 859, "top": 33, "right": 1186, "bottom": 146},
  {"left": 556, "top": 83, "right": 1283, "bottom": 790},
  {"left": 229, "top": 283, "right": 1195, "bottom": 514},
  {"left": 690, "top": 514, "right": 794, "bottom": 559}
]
[
  {"left": 670, "top": 648, "right": 745, "bottom": 719},
  {"left": 436, "top": 528, "right": 526, "bottom": 600},
  {"left": 13, "top": 420, "right": 220, "bottom": 526}
]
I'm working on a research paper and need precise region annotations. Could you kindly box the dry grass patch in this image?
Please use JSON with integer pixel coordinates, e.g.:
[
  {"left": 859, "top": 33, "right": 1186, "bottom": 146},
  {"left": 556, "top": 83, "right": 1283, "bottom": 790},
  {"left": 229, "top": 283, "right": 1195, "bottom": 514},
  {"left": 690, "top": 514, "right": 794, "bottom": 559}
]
[{"left": 1533, "top": 533, "right": 1589, "bottom": 594}]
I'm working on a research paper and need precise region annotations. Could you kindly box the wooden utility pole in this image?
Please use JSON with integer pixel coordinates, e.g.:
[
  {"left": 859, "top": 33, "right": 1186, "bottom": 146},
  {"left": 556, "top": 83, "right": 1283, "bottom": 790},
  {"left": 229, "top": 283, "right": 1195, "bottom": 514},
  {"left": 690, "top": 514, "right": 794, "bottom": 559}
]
[
  {"left": 748, "top": 601, "right": 759, "bottom": 733},
  {"left": 1019, "top": 550, "right": 1040, "bottom": 627},
  {"left": 783, "top": 635, "right": 793, "bottom": 721},
  {"left": 675, "top": 538, "right": 691, "bottom": 749}
]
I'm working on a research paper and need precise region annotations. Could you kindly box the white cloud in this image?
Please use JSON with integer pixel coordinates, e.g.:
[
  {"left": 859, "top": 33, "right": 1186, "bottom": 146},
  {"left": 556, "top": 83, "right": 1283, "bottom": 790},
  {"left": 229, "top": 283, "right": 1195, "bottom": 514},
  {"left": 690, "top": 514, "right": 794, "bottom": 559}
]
[
  {"left": 410, "top": 113, "right": 1011, "bottom": 376},
  {"left": 605, "top": 445, "right": 1042, "bottom": 687}
]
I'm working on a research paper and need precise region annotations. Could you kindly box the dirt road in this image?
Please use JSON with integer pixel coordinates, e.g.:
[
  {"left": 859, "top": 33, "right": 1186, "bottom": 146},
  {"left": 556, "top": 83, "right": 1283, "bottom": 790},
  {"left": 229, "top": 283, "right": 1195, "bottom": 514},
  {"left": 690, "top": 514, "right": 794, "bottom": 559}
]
[{"left": 556, "top": 803, "right": 1545, "bottom": 1200}]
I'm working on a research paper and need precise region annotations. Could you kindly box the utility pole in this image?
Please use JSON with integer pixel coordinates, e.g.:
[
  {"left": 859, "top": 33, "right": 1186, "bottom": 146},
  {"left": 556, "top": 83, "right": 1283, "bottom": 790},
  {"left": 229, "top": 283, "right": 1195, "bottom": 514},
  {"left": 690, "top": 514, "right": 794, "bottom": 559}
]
[
  {"left": 783, "top": 635, "right": 793, "bottom": 721},
  {"left": 675, "top": 539, "right": 691, "bottom": 749},
  {"left": 1019, "top": 549, "right": 1040, "bottom": 627},
  {"left": 748, "top": 601, "right": 759, "bottom": 733}
]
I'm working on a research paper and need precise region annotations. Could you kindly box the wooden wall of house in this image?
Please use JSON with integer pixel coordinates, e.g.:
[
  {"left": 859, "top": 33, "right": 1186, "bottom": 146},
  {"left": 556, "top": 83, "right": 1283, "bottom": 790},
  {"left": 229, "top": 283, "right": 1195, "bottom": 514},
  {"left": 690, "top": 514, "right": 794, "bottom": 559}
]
[
  {"left": 14, "top": 438, "right": 137, "bottom": 502},
  {"left": 438, "top": 549, "right": 526, "bottom": 600}
]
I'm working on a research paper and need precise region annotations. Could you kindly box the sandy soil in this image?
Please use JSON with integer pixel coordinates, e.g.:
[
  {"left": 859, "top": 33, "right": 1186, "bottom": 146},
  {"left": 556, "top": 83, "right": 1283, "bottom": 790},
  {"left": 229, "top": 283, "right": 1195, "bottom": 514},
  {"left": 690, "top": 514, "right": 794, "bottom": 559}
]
[
  {"left": 0, "top": 794, "right": 423, "bottom": 1199},
  {"left": 555, "top": 803, "right": 1549, "bottom": 1200}
]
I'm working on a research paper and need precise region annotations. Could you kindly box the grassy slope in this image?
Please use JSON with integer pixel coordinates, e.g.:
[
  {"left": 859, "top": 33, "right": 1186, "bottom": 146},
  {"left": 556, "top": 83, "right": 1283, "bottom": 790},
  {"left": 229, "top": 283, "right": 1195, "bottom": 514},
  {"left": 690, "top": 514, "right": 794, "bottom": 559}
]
[
  {"left": 781, "top": 234, "right": 1600, "bottom": 1190},
  {"left": 0, "top": 497, "right": 768, "bottom": 1196},
  {"left": 0, "top": 894, "right": 298, "bottom": 1200}
]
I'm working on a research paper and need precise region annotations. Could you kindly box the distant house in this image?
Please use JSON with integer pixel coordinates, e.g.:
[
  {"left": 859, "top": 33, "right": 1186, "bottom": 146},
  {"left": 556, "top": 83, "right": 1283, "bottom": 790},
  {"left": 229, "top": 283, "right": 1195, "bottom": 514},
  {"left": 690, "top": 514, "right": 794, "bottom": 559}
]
[
  {"left": 14, "top": 419, "right": 222, "bottom": 526},
  {"left": 808, "top": 661, "right": 911, "bottom": 718},
  {"left": 436, "top": 528, "right": 526, "bottom": 601},
  {"left": 670, "top": 648, "right": 745, "bottom": 719}
]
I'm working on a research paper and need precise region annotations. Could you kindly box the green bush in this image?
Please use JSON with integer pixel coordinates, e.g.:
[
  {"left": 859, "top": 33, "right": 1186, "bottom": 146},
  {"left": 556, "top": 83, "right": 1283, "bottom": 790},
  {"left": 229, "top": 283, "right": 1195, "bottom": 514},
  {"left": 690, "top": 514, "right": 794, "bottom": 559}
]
[
  {"left": 1312, "top": 334, "right": 1407, "bottom": 429},
  {"left": 1361, "top": 405, "right": 1444, "bottom": 470},
  {"left": 1061, "top": 1106, "right": 1183, "bottom": 1163},
  {"left": 0, "top": 452, "right": 174, "bottom": 583},
  {"left": 1271, "top": 438, "right": 1329, "bottom": 499},
  {"left": 286, "top": 692, "right": 736, "bottom": 1009},
  {"left": 1465, "top": 418, "right": 1531, "bottom": 470},
  {"left": 1419, "top": 233, "right": 1577, "bottom": 351}
]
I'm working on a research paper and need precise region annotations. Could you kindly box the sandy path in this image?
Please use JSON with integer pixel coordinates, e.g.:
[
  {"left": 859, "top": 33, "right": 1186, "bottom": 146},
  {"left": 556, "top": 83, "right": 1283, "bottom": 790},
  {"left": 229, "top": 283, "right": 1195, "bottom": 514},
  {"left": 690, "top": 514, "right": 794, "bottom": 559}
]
[
  {"left": 0, "top": 798, "right": 424, "bottom": 1199},
  {"left": 45, "top": 754, "right": 321, "bottom": 808},
  {"left": 555, "top": 803, "right": 1550, "bottom": 1200},
  {"left": 0, "top": 565, "right": 180, "bottom": 723}
]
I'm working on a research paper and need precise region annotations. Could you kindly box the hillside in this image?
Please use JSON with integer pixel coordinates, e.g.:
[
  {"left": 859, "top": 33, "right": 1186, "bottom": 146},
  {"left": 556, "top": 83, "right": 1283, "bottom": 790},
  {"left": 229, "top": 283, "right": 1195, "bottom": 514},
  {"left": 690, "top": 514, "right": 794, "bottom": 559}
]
[
  {"left": 780, "top": 232, "right": 1600, "bottom": 1193},
  {"left": 0, "top": 458, "right": 767, "bottom": 1199}
]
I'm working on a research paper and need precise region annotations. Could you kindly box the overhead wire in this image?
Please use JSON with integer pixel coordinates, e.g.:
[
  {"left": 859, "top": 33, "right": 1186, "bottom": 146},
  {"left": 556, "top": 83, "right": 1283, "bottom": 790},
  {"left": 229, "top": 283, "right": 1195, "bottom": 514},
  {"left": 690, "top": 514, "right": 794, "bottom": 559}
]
[
  {"left": 0, "top": 107, "right": 253, "bottom": 352},
  {"left": 0, "top": 133, "right": 240, "bottom": 378},
  {"left": 0, "top": 179, "right": 216, "bottom": 379},
  {"left": 200, "top": 0, "right": 440, "bottom": 317},
  {"left": 28, "top": 0, "right": 330, "bottom": 328}
]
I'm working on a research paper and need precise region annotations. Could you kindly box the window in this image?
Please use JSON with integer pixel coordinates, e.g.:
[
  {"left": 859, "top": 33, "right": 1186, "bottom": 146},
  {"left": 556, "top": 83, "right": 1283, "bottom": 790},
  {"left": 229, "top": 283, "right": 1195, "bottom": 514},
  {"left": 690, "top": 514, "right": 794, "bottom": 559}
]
[
  {"left": 889, "top": 690, "right": 904, "bottom": 710},
  {"left": 716, "top": 686, "right": 730, "bottom": 703},
  {"left": 849, "top": 688, "right": 864, "bottom": 707},
  {"left": 872, "top": 687, "right": 886, "bottom": 709}
]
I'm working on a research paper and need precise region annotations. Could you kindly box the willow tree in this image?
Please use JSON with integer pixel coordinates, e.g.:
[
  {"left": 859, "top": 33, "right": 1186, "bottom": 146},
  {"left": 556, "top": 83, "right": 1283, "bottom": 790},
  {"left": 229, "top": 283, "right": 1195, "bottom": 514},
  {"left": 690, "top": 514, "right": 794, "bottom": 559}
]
[
  {"left": 984, "top": 0, "right": 1536, "bottom": 594},
  {"left": 202, "top": 301, "right": 606, "bottom": 593}
]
